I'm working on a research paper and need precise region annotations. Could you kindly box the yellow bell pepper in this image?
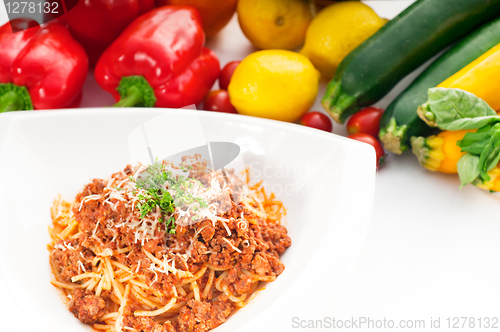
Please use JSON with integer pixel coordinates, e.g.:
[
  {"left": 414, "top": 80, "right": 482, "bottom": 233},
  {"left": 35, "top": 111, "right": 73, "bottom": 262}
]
[{"left": 438, "top": 43, "right": 500, "bottom": 110}]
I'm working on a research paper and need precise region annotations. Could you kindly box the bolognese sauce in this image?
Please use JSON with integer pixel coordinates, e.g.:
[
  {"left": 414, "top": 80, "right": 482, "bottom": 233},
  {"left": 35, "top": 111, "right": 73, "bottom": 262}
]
[{"left": 48, "top": 155, "right": 291, "bottom": 332}]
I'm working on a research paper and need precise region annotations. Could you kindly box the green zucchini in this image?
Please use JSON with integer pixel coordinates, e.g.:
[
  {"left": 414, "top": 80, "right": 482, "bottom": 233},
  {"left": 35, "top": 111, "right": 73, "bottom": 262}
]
[
  {"left": 379, "top": 16, "right": 500, "bottom": 154},
  {"left": 321, "top": 0, "right": 500, "bottom": 124}
]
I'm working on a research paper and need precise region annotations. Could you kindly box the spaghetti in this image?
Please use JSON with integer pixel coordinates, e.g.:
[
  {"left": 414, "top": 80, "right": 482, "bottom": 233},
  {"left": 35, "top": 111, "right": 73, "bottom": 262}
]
[{"left": 48, "top": 155, "right": 291, "bottom": 332}]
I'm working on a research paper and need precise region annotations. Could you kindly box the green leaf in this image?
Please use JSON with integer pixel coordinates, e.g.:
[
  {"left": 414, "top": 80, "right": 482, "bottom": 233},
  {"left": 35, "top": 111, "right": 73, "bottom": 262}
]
[
  {"left": 458, "top": 125, "right": 493, "bottom": 154},
  {"left": 457, "top": 153, "right": 481, "bottom": 188},
  {"left": 476, "top": 125, "right": 500, "bottom": 176},
  {"left": 482, "top": 127, "right": 500, "bottom": 172},
  {"left": 422, "top": 88, "right": 499, "bottom": 130},
  {"left": 480, "top": 170, "right": 491, "bottom": 182}
]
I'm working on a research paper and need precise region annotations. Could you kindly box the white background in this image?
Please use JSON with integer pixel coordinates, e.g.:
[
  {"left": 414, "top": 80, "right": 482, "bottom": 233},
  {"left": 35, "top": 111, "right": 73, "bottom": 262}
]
[{"left": 1, "top": 1, "right": 500, "bottom": 331}]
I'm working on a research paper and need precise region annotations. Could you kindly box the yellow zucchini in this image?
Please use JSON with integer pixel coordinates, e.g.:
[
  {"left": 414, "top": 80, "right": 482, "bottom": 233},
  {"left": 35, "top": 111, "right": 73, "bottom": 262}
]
[
  {"left": 411, "top": 130, "right": 473, "bottom": 174},
  {"left": 476, "top": 166, "right": 500, "bottom": 192},
  {"left": 412, "top": 129, "right": 500, "bottom": 192},
  {"left": 438, "top": 43, "right": 500, "bottom": 110}
]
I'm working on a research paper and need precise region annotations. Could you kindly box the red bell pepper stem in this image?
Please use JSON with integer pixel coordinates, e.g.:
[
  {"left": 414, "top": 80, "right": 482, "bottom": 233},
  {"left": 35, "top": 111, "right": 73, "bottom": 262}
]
[
  {"left": 0, "top": 91, "right": 23, "bottom": 113},
  {"left": 0, "top": 83, "right": 33, "bottom": 113},
  {"left": 113, "top": 76, "right": 157, "bottom": 108}
]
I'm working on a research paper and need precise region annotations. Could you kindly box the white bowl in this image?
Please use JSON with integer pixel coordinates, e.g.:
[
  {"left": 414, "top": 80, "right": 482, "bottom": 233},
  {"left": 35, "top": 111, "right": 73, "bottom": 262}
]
[{"left": 0, "top": 108, "right": 376, "bottom": 332}]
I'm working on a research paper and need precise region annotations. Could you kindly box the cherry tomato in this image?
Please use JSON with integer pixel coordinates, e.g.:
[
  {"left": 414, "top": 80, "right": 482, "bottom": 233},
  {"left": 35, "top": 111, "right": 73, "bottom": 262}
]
[
  {"left": 300, "top": 111, "right": 333, "bottom": 132},
  {"left": 346, "top": 106, "right": 384, "bottom": 137},
  {"left": 203, "top": 90, "right": 237, "bottom": 114},
  {"left": 348, "top": 133, "right": 386, "bottom": 168},
  {"left": 219, "top": 61, "right": 241, "bottom": 90}
]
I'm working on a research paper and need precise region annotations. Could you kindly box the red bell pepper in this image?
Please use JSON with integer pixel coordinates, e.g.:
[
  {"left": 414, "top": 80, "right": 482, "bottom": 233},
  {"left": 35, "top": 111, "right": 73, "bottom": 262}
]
[
  {"left": 0, "top": 19, "right": 88, "bottom": 112},
  {"left": 56, "top": 0, "right": 155, "bottom": 66},
  {"left": 95, "top": 6, "right": 220, "bottom": 109}
]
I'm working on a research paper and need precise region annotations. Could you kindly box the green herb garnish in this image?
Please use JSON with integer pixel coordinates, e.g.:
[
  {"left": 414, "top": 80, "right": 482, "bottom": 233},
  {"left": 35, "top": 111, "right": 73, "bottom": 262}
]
[{"left": 133, "top": 160, "right": 209, "bottom": 234}]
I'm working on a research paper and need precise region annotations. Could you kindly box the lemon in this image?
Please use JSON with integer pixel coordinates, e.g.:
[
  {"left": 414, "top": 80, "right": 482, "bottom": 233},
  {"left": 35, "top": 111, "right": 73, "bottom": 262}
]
[
  {"left": 228, "top": 50, "right": 320, "bottom": 122},
  {"left": 300, "top": 2, "right": 385, "bottom": 78},
  {"left": 237, "top": 0, "right": 313, "bottom": 50}
]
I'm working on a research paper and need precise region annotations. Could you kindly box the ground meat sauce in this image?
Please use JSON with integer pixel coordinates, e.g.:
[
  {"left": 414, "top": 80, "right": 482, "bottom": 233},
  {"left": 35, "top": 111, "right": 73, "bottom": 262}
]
[
  {"left": 48, "top": 156, "right": 291, "bottom": 332},
  {"left": 69, "top": 289, "right": 106, "bottom": 324}
]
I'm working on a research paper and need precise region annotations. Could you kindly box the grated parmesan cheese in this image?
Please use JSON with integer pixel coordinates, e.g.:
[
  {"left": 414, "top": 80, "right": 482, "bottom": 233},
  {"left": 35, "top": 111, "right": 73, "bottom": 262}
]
[{"left": 222, "top": 237, "right": 242, "bottom": 254}]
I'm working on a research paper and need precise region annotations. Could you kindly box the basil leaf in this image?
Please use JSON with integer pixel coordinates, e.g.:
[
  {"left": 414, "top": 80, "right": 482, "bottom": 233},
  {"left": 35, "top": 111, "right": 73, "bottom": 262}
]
[
  {"left": 480, "top": 170, "right": 491, "bottom": 182},
  {"left": 420, "top": 88, "right": 499, "bottom": 130},
  {"left": 471, "top": 124, "right": 500, "bottom": 184},
  {"left": 457, "top": 153, "right": 481, "bottom": 188},
  {"left": 483, "top": 127, "right": 500, "bottom": 172},
  {"left": 441, "top": 117, "right": 499, "bottom": 131},
  {"left": 417, "top": 107, "right": 493, "bottom": 130},
  {"left": 459, "top": 125, "right": 494, "bottom": 154}
]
